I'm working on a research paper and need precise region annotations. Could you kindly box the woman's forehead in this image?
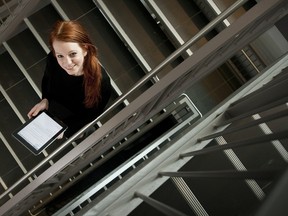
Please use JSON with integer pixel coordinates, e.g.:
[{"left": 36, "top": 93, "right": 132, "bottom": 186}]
[{"left": 53, "top": 40, "right": 83, "bottom": 54}]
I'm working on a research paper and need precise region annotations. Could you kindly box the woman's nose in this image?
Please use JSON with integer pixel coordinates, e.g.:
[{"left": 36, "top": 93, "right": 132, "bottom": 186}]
[{"left": 63, "top": 57, "right": 72, "bottom": 65}]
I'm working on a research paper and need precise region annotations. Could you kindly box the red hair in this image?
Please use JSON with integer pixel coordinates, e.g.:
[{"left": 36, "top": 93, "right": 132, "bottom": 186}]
[{"left": 49, "top": 20, "right": 102, "bottom": 108}]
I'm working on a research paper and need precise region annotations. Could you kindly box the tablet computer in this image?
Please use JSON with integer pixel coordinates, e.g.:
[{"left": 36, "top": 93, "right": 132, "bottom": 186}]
[{"left": 12, "top": 110, "right": 67, "bottom": 155}]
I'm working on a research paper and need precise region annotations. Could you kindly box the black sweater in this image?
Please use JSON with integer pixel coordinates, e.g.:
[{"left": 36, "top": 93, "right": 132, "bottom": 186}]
[{"left": 42, "top": 52, "right": 112, "bottom": 137}]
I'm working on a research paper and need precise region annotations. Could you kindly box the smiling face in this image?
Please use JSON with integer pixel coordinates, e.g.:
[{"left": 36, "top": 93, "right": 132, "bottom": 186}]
[{"left": 53, "top": 40, "right": 87, "bottom": 76}]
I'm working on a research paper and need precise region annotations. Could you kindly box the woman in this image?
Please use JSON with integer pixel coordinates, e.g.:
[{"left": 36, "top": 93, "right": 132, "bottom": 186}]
[{"left": 28, "top": 20, "right": 112, "bottom": 138}]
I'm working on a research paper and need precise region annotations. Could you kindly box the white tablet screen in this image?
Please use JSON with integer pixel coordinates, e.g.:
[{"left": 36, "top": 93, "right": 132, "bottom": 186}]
[
  {"left": 12, "top": 111, "right": 67, "bottom": 155},
  {"left": 18, "top": 112, "right": 63, "bottom": 150}
]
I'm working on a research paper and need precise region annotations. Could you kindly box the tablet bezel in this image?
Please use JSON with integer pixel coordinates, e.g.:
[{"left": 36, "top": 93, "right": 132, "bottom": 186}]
[{"left": 12, "top": 110, "right": 67, "bottom": 155}]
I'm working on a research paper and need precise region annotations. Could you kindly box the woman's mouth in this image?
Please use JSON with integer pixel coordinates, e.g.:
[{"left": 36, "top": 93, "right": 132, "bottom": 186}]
[{"left": 66, "top": 65, "right": 76, "bottom": 70}]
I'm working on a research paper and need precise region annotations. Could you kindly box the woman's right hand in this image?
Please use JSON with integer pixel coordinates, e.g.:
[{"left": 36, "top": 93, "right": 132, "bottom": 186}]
[{"left": 27, "top": 99, "right": 49, "bottom": 119}]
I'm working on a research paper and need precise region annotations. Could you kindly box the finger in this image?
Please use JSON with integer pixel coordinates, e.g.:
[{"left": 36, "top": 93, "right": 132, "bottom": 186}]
[
  {"left": 27, "top": 108, "right": 36, "bottom": 118},
  {"left": 57, "top": 132, "right": 64, "bottom": 139},
  {"left": 28, "top": 105, "right": 39, "bottom": 118}
]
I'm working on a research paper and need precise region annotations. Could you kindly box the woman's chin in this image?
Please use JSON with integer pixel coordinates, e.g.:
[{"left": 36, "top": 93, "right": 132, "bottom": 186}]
[{"left": 65, "top": 69, "right": 77, "bottom": 76}]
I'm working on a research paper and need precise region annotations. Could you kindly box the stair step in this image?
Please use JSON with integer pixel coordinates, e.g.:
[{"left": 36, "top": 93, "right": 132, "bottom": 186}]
[
  {"left": 27, "top": 3, "right": 62, "bottom": 49},
  {"left": 56, "top": 0, "right": 97, "bottom": 20}
]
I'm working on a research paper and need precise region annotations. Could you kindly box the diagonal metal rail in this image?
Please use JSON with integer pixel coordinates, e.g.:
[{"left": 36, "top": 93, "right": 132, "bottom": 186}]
[{"left": 1, "top": 0, "right": 288, "bottom": 215}]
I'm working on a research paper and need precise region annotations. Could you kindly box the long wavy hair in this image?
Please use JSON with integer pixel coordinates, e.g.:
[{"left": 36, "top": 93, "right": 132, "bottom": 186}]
[{"left": 49, "top": 20, "right": 102, "bottom": 108}]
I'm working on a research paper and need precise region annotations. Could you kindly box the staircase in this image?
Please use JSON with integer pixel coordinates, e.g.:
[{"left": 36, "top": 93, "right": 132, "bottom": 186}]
[{"left": 0, "top": 0, "right": 288, "bottom": 215}]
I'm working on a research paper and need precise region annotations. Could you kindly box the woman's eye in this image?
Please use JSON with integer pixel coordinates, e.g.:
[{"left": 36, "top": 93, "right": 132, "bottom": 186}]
[
  {"left": 70, "top": 52, "right": 77, "bottom": 57},
  {"left": 56, "top": 55, "right": 63, "bottom": 58}
]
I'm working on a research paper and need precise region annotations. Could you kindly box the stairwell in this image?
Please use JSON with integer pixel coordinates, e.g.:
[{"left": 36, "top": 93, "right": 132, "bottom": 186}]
[{"left": 0, "top": 0, "right": 288, "bottom": 215}]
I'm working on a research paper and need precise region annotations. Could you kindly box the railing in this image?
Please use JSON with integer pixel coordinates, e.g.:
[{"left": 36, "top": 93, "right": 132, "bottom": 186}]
[
  {"left": 52, "top": 94, "right": 201, "bottom": 215},
  {"left": 140, "top": 66, "right": 288, "bottom": 216},
  {"left": 0, "top": 0, "right": 26, "bottom": 30},
  {"left": 0, "top": 0, "right": 47, "bottom": 44},
  {"left": 81, "top": 54, "right": 288, "bottom": 216},
  {"left": 0, "top": 0, "right": 249, "bottom": 201},
  {"left": 0, "top": 0, "right": 19, "bottom": 24},
  {"left": 1, "top": 0, "right": 287, "bottom": 215}
]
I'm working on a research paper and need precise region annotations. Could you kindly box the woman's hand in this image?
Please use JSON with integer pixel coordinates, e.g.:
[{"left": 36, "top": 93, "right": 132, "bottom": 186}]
[
  {"left": 27, "top": 99, "right": 49, "bottom": 119},
  {"left": 57, "top": 132, "right": 64, "bottom": 139}
]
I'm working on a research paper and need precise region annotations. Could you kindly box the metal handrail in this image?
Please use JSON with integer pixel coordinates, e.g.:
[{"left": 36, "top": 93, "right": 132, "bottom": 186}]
[
  {"left": 0, "top": 0, "right": 24, "bottom": 29},
  {"left": 52, "top": 95, "right": 201, "bottom": 215},
  {"left": 0, "top": 0, "right": 248, "bottom": 200}
]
